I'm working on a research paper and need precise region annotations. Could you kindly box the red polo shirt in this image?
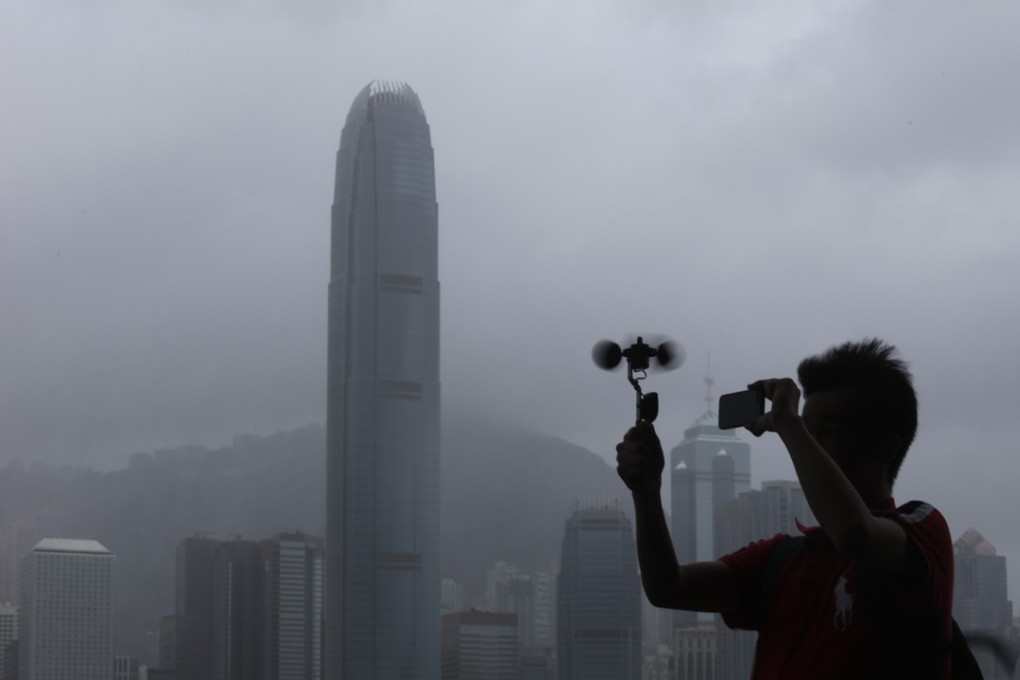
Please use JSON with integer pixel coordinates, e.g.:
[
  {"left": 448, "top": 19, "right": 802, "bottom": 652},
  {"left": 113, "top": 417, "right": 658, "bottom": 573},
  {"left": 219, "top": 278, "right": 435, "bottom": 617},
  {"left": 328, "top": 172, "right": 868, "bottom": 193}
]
[{"left": 719, "top": 499, "right": 953, "bottom": 679}]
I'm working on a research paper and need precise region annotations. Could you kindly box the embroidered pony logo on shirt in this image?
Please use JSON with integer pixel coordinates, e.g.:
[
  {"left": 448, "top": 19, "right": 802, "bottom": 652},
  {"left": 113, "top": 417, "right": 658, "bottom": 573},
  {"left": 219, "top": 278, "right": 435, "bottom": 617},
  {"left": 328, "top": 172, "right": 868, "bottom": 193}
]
[{"left": 833, "top": 576, "right": 854, "bottom": 631}]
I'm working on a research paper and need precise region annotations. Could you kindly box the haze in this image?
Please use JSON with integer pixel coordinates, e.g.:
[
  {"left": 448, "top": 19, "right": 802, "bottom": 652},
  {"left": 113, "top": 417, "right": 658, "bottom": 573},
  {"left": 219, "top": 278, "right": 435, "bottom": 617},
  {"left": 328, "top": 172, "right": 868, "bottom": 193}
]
[{"left": 2, "top": 1, "right": 1018, "bottom": 599}]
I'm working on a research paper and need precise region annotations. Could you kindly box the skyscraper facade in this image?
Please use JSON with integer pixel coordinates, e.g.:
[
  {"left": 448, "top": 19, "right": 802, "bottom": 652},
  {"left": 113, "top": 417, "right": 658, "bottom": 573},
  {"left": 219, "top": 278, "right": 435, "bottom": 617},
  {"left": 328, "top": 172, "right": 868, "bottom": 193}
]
[
  {"left": 557, "top": 498, "right": 641, "bottom": 680},
  {"left": 327, "top": 81, "right": 441, "bottom": 679},
  {"left": 263, "top": 531, "right": 325, "bottom": 680},
  {"left": 18, "top": 538, "right": 113, "bottom": 680},
  {"left": 173, "top": 532, "right": 325, "bottom": 680},
  {"left": 174, "top": 536, "right": 264, "bottom": 680},
  {"left": 440, "top": 611, "right": 518, "bottom": 680}
]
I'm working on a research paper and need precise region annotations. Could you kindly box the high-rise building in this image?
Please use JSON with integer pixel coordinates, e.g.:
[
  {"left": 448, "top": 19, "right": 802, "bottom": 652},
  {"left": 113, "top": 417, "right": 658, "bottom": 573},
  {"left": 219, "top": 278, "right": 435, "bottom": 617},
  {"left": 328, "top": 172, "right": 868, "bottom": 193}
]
[
  {"left": 174, "top": 536, "right": 264, "bottom": 680},
  {"left": 485, "top": 562, "right": 522, "bottom": 613},
  {"left": 263, "top": 531, "right": 325, "bottom": 680},
  {"left": 440, "top": 610, "right": 518, "bottom": 680},
  {"left": 327, "top": 80, "right": 441, "bottom": 679},
  {"left": 157, "top": 615, "right": 176, "bottom": 671},
  {"left": 531, "top": 571, "right": 557, "bottom": 653},
  {"left": 0, "top": 601, "right": 16, "bottom": 680},
  {"left": 114, "top": 656, "right": 141, "bottom": 680},
  {"left": 485, "top": 562, "right": 538, "bottom": 651},
  {"left": 174, "top": 532, "right": 326, "bottom": 680},
  {"left": 670, "top": 411, "right": 751, "bottom": 631},
  {"left": 715, "top": 480, "right": 815, "bottom": 558},
  {"left": 18, "top": 538, "right": 113, "bottom": 680},
  {"left": 557, "top": 497, "right": 641, "bottom": 680},
  {"left": 953, "top": 528, "right": 1014, "bottom": 679},
  {"left": 440, "top": 579, "right": 465, "bottom": 616}
]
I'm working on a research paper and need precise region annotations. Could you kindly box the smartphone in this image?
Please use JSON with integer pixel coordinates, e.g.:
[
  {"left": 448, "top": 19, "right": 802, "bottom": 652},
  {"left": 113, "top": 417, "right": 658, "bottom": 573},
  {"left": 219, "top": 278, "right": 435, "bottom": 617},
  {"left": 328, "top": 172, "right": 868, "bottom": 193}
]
[{"left": 718, "top": 390, "right": 765, "bottom": 430}]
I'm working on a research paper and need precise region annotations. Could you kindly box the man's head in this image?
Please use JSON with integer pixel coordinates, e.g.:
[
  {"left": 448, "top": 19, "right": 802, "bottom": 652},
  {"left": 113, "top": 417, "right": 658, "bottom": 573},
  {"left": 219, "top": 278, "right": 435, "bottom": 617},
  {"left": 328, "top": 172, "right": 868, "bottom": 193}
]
[{"left": 797, "top": 339, "right": 918, "bottom": 486}]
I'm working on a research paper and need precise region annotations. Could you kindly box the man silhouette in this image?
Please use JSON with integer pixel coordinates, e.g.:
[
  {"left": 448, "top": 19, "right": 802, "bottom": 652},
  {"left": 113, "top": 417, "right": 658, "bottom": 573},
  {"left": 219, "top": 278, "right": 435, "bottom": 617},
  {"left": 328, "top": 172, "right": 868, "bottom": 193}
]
[{"left": 616, "top": 339, "right": 953, "bottom": 678}]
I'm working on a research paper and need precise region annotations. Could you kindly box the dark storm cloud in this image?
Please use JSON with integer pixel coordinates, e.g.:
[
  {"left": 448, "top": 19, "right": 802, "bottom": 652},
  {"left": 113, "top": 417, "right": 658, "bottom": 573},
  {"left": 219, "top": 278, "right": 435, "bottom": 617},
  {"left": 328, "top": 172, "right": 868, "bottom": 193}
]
[{"left": 2, "top": 0, "right": 1019, "bottom": 594}]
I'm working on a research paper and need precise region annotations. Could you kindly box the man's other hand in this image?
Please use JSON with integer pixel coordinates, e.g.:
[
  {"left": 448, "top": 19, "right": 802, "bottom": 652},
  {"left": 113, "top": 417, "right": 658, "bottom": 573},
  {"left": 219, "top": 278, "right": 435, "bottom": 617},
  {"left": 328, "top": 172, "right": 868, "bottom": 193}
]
[{"left": 616, "top": 421, "right": 665, "bottom": 495}]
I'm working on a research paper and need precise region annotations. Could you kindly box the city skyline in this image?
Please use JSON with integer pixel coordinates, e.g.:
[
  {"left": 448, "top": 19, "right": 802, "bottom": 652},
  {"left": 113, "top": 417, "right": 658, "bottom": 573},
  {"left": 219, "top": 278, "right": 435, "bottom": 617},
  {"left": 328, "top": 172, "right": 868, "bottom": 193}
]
[
  {"left": 327, "top": 80, "right": 441, "bottom": 679},
  {"left": 4, "top": 1, "right": 1020, "bottom": 614},
  {"left": 0, "top": 440, "right": 1014, "bottom": 674}
]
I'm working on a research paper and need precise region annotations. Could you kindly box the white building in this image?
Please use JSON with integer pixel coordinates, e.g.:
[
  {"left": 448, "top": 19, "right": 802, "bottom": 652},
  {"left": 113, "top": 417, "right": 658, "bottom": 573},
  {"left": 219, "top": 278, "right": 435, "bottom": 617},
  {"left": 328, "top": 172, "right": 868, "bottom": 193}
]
[{"left": 18, "top": 538, "right": 113, "bottom": 680}]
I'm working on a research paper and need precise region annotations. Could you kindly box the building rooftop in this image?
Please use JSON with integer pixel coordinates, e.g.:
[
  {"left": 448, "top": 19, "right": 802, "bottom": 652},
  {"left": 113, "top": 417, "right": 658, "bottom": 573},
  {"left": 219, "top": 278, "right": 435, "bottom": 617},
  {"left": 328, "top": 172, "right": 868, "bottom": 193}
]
[
  {"left": 954, "top": 528, "right": 997, "bottom": 556},
  {"left": 345, "top": 80, "right": 426, "bottom": 127},
  {"left": 33, "top": 538, "right": 111, "bottom": 555}
]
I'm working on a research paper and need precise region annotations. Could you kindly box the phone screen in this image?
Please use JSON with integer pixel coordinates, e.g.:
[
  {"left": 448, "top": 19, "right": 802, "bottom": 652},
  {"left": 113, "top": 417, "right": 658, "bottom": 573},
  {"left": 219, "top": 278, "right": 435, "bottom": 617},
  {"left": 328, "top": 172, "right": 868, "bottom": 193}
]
[{"left": 717, "top": 390, "right": 765, "bottom": 430}]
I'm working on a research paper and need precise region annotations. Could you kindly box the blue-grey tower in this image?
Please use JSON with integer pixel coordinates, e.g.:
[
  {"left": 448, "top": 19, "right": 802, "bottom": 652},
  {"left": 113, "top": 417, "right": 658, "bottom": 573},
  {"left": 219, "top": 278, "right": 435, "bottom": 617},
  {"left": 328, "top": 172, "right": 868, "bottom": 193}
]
[
  {"left": 327, "top": 81, "right": 441, "bottom": 679},
  {"left": 557, "top": 497, "right": 641, "bottom": 680}
]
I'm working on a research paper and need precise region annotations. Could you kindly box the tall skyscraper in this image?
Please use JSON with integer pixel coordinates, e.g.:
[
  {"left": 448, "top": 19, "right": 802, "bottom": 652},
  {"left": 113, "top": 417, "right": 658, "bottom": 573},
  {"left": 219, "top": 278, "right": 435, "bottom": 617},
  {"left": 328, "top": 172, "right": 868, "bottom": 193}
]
[
  {"left": 263, "top": 531, "right": 325, "bottom": 680},
  {"left": 327, "top": 80, "right": 441, "bottom": 679},
  {"left": 557, "top": 498, "right": 641, "bottom": 680},
  {"left": 670, "top": 410, "right": 750, "bottom": 630},
  {"left": 18, "top": 538, "right": 113, "bottom": 680}
]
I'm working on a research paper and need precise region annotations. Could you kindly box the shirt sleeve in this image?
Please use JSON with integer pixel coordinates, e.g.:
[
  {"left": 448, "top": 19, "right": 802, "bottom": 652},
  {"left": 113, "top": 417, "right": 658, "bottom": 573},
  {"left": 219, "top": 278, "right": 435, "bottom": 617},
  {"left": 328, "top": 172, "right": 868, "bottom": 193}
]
[
  {"left": 888, "top": 502, "right": 954, "bottom": 612},
  {"left": 718, "top": 532, "right": 790, "bottom": 631}
]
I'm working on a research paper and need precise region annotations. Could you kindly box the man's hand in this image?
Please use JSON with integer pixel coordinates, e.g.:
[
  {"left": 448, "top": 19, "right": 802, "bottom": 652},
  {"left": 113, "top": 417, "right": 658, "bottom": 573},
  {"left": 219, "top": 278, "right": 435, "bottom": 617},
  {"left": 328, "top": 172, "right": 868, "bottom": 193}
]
[
  {"left": 745, "top": 378, "right": 801, "bottom": 437},
  {"left": 616, "top": 421, "right": 665, "bottom": 495}
]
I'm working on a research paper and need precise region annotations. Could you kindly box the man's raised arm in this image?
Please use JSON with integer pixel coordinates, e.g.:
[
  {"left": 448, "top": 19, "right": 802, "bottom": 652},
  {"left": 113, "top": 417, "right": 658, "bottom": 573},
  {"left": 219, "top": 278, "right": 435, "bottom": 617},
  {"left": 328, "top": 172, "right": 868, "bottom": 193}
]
[{"left": 617, "top": 422, "right": 739, "bottom": 613}]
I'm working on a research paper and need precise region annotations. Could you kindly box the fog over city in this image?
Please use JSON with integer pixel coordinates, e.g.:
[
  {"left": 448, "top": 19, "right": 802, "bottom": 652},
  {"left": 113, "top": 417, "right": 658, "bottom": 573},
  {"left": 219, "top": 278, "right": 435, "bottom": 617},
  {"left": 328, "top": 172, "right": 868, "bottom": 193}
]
[{"left": 2, "top": 0, "right": 1019, "bottom": 604}]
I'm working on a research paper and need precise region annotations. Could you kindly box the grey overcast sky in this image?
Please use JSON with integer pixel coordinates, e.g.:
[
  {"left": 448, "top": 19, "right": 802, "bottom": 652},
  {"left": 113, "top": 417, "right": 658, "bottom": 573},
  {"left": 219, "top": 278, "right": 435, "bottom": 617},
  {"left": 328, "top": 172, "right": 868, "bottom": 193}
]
[{"left": 2, "top": 1, "right": 1019, "bottom": 596}]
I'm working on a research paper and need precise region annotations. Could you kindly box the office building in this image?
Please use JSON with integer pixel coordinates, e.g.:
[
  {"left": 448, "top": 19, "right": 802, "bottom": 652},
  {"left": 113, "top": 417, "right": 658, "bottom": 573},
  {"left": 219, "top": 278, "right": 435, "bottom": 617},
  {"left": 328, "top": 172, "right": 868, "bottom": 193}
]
[
  {"left": 18, "top": 538, "right": 113, "bottom": 680},
  {"left": 327, "top": 80, "right": 441, "bottom": 679},
  {"left": 174, "top": 532, "right": 325, "bottom": 680},
  {"left": 174, "top": 536, "right": 264, "bottom": 680},
  {"left": 157, "top": 615, "right": 176, "bottom": 671},
  {"left": 531, "top": 571, "right": 557, "bottom": 653},
  {"left": 440, "top": 579, "right": 464, "bottom": 616},
  {"left": 953, "top": 528, "right": 1014, "bottom": 679},
  {"left": 114, "top": 656, "right": 141, "bottom": 680},
  {"left": 440, "top": 610, "right": 518, "bottom": 680},
  {"left": 263, "top": 531, "right": 325, "bottom": 680},
  {"left": 557, "top": 498, "right": 641, "bottom": 680}
]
